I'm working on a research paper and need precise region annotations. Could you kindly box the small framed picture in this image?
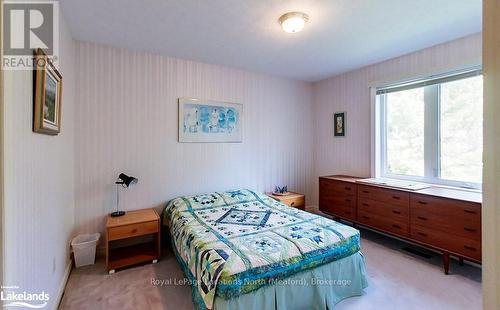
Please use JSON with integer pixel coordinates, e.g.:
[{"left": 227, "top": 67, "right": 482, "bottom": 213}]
[
  {"left": 33, "top": 48, "right": 63, "bottom": 135},
  {"left": 333, "top": 112, "right": 346, "bottom": 137}
]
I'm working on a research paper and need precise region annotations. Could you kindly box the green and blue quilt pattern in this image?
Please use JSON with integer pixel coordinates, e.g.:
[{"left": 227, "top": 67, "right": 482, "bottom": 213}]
[{"left": 163, "top": 190, "right": 361, "bottom": 310}]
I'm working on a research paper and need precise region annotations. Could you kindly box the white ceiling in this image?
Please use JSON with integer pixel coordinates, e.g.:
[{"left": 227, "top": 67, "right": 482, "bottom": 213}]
[{"left": 61, "top": 0, "right": 482, "bottom": 82}]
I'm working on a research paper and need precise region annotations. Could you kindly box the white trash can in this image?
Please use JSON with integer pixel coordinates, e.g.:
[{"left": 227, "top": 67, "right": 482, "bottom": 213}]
[{"left": 71, "top": 233, "right": 100, "bottom": 267}]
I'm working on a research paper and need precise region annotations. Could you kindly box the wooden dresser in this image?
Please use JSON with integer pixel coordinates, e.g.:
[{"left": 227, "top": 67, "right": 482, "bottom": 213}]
[{"left": 319, "top": 175, "right": 482, "bottom": 274}]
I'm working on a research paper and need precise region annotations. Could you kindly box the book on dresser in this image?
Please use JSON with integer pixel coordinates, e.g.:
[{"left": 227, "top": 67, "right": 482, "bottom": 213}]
[{"left": 319, "top": 175, "right": 482, "bottom": 274}]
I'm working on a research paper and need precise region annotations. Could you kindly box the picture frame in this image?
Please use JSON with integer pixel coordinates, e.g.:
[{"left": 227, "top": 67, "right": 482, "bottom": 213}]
[
  {"left": 178, "top": 98, "right": 243, "bottom": 143},
  {"left": 333, "top": 112, "right": 346, "bottom": 137},
  {"left": 33, "top": 48, "right": 63, "bottom": 135}
]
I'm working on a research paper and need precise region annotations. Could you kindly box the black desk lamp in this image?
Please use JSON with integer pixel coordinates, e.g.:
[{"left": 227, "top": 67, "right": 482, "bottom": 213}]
[{"left": 112, "top": 173, "right": 138, "bottom": 217}]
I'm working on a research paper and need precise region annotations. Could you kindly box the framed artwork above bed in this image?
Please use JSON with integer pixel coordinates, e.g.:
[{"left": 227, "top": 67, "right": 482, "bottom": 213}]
[{"left": 178, "top": 98, "right": 242, "bottom": 143}]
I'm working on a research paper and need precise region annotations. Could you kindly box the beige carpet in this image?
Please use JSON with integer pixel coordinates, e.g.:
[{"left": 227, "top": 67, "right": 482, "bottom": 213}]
[{"left": 60, "top": 228, "right": 481, "bottom": 310}]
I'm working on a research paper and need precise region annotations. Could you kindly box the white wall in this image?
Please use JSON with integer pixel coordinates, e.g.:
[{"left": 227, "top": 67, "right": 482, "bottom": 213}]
[
  {"left": 2, "top": 11, "right": 76, "bottom": 310},
  {"left": 311, "top": 33, "right": 482, "bottom": 205},
  {"left": 73, "top": 42, "right": 314, "bottom": 236},
  {"left": 482, "top": 1, "right": 500, "bottom": 308}
]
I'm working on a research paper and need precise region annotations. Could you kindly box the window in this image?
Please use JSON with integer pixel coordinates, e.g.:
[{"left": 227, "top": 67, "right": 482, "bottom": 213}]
[{"left": 375, "top": 69, "right": 483, "bottom": 189}]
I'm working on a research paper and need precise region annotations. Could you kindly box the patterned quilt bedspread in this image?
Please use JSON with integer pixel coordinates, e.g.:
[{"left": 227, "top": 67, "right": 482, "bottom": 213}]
[{"left": 162, "top": 190, "right": 361, "bottom": 310}]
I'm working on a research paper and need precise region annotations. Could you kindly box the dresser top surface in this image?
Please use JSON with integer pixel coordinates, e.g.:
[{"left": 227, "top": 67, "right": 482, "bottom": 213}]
[
  {"left": 320, "top": 175, "right": 362, "bottom": 183},
  {"left": 415, "top": 187, "right": 482, "bottom": 204},
  {"left": 320, "top": 175, "right": 482, "bottom": 204}
]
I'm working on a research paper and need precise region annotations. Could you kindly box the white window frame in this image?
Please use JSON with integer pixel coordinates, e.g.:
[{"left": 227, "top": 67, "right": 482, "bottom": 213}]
[{"left": 371, "top": 67, "right": 483, "bottom": 190}]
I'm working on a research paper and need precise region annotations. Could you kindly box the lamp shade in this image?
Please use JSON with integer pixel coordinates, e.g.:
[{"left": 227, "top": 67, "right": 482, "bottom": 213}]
[{"left": 117, "top": 173, "right": 138, "bottom": 187}]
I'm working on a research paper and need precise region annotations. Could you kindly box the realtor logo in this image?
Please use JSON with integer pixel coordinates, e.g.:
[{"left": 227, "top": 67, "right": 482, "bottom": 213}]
[{"left": 2, "top": 0, "right": 59, "bottom": 69}]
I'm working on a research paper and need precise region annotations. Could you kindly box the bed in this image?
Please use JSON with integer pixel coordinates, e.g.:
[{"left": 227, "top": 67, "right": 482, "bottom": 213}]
[{"left": 162, "top": 189, "right": 367, "bottom": 310}]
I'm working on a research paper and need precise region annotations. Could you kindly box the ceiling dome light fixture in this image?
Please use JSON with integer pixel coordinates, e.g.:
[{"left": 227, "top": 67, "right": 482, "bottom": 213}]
[{"left": 279, "top": 12, "right": 309, "bottom": 33}]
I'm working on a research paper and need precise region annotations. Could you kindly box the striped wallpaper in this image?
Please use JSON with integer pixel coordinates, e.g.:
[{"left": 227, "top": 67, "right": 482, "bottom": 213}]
[{"left": 73, "top": 42, "right": 315, "bottom": 236}]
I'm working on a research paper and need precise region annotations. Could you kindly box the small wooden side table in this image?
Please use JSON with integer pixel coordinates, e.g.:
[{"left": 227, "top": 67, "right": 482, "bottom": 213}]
[
  {"left": 106, "top": 208, "right": 160, "bottom": 274},
  {"left": 267, "top": 192, "right": 305, "bottom": 210}
]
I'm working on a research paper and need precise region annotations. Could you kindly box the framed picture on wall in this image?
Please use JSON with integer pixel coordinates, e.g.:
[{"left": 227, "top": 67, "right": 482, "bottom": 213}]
[
  {"left": 333, "top": 112, "right": 346, "bottom": 137},
  {"left": 33, "top": 48, "right": 63, "bottom": 135},
  {"left": 178, "top": 98, "right": 243, "bottom": 143}
]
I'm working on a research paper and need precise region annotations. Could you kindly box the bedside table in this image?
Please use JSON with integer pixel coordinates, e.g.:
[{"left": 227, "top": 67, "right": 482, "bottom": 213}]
[
  {"left": 267, "top": 192, "right": 305, "bottom": 210},
  {"left": 106, "top": 208, "right": 160, "bottom": 274}
]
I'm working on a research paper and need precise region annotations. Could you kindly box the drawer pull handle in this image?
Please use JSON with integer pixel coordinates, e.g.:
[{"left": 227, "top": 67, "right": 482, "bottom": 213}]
[
  {"left": 131, "top": 229, "right": 138, "bottom": 233},
  {"left": 291, "top": 202, "right": 295, "bottom": 206},
  {"left": 417, "top": 232, "right": 428, "bottom": 237},
  {"left": 418, "top": 201, "right": 427, "bottom": 205},
  {"left": 417, "top": 216, "right": 428, "bottom": 221},
  {"left": 345, "top": 199, "right": 351, "bottom": 203},
  {"left": 464, "top": 209, "right": 477, "bottom": 215},
  {"left": 392, "top": 210, "right": 401, "bottom": 215},
  {"left": 392, "top": 196, "right": 401, "bottom": 200},
  {"left": 392, "top": 224, "right": 401, "bottom": 229},
  {"left": 464, "top": 227, "right": 477, "bottom": 232},
  {"left": 362, "top": 190, "right": 370, "bottom": 194},
  {"left": 464, "top": 245, "right": 477, "bottom": 251},
  {"left": 362, "top": 203, "right": 369, "bottom": 207},
  {"left": 345, "top": 187, "right": 351, "bottom": 191},
  {"left": 362, "top": 215, "right": 370, "bottom": 220}
]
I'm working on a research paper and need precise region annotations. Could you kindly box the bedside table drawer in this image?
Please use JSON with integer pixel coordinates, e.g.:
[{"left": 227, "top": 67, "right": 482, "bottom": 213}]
[
  {"left": 108, "top": 220, "right": 158, "bottom": 241},
  {"left": 284, "top": 196, "right": 305, "bottom": 208}
]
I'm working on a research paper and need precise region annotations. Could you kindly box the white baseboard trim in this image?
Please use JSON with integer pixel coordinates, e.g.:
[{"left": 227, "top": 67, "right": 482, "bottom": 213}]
[{"left": 55, "top": 260, "right": 73, "bottom": 310}]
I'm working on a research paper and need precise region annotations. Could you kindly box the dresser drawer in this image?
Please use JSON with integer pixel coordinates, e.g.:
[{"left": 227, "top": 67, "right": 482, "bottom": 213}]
[
  {"left": 410, "top": 207, "right": 481, "bottom": 240},
  {"left": 108, "top": 220, "right": 159, "bottom": 241},
  {"left": 320, "top": 202, "right": 356, "bottom": 221},
  {"left": 319, "top": 179, "right": 356, "bottom": 196},
  {"left": 320, "top": 193, "right": 356, "bottom": 208},
  {"left": 358, "top": 210, "right": 409, "bottom": 236},
  {"left": 410, "top": 194, "right": 481, "bottom": 222},
  {"left": 277, "top": 195, "right": 305, "bottom": 208},
  {"left": 358, "top": 185, "right": 409, "bottom": 208},
  {"left": 358, "top": 197, "right": 408, "bottom": 222},
  {"left": 411, "top": 225, "right": 481, "bottom": 260}
]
